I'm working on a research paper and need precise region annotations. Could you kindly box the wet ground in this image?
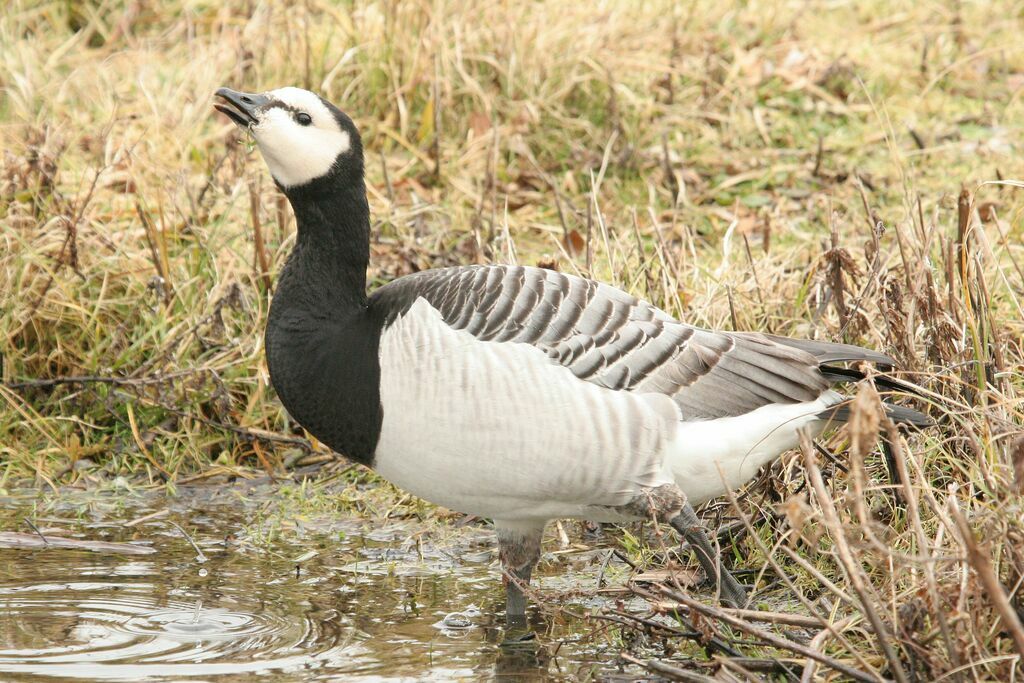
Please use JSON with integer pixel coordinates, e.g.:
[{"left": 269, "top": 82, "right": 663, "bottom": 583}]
[{"left": 0, "top": 479, "right": 640, "bottom": 681}]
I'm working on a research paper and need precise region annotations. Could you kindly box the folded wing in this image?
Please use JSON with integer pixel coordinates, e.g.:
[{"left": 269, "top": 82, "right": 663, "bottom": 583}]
[{"left": 372, "top": 264, "right": 899, "bottom": 421}]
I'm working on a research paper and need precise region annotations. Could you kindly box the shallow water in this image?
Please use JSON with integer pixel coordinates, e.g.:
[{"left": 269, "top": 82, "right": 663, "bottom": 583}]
[{"left": 0, "top": 483, "right": 631, "bottom": 681}]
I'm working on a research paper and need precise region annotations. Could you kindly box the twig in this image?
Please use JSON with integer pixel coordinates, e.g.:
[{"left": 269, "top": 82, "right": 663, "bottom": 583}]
[
  {"left": 276, "top": 193, "right": 290, "bottom": 242},
  {"left": 815, "top": 440, "right": 849, "bottom": 475},
  {"left": 104, "top": 386, "right": 314, "bottom": 451},
  {"left": 2, "top": 370, "right": 201, "bottom": 390},
  {"left": 380, "top": 151, "right": 394, "bottom": 206},
  {"left": 126, "top": 402, "right": 173, "bottom": 478},
  {"left": 302, "top": 0, "right": 312, "bottom": 89},
  {"left": 167, "top": 521, "right": 208, "bottom": 563},
  {"left": 431, "top": 54, "right": 442, "bottom": 184},
  {"left": 638, "top": 583, "right": 879, "bottom": 683},
  {"left": 123, "top": 509, "right": 170, "bottom": 528},
  {"left": 652, "top": 605, "right": 825, "bottom": 629},
  {"left": 193, "top": 149, "right": 230, "bottom": 216},
  {"left": 596, "top": 608, "right": 741, "bottom": 657},
  {"left": 717, "top": 657, "right": 773, "bottom": 682},
  {"left": 726, "top": 286, "right": 738, "bottom": 330},
  {"left": 742, "top": 232, "right": 768, "bottom": 330},
  {"left": 955, "top": 187, "right": 971, "bottom": 290},
  {"left": 24, "top": 518, "right": 49, "bottom": 546},
  {"left": 136, "top": 201, "right": 174, "bottom": 304},
  {"left": 631, "top": 209, "right": 654, "bottom": 298},
  {"left": 812, "top": 135, "right": 825, "bottom": 177},
  {"left": 778, "top": 545, "right": 856, "bottom": 607},
  {"left": 620, "top": 652, "right": 716, "bottom": 682},
  {"left": 661, "top": 133, "right": 680, "bottom": 201},
  {"left": 176, "top": 468, "right": 240, "bottom": 485},
  {"left": 4, "top": 370, "right": 313, "bottom": 452},
  {"left": 132, "top": 285, "right": 242, "bottom": 376},
  {"left": 613, "top": 548, "right": 639, "bottom": 570},
  {"left": 585, "top": 192, "right": 593, "bottom": 274}
]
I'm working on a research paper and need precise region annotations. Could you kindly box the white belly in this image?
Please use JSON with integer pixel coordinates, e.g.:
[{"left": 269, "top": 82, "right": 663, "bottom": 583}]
[{"left": 373, "top": 299, "right": 680, "bottom": 522}]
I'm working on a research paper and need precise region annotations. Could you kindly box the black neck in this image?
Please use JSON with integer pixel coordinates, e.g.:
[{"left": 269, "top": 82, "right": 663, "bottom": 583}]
[
  {"left": 265, "top": 163, "right": 383, "bottom": 466},
  {"left": 281, "top": 172, "right": 371, "bottom": 313}
]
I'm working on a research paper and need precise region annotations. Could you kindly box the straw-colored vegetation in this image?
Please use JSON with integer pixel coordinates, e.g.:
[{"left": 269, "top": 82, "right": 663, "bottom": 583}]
[{"left": 2, "top": 0, "right": 1023, "bottom": 679}]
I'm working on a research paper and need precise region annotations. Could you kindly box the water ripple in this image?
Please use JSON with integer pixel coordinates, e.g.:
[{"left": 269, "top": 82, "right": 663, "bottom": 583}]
[{"left": 0, "top": 581, "right": 365, "bottom": 680}]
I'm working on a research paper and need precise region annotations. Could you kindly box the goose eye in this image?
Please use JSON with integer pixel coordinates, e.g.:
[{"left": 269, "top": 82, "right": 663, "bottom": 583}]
[{"left": 296, "top": 112, "right": 312, "bottom": 126}]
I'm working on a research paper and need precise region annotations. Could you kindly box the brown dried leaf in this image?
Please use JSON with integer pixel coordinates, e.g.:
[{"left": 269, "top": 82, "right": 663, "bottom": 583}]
[
  {"left": 563, "top": 228, "right": 585, "bottom": 256},
  {"left": 468, "top": 111, "right": 491, "bottom": 138},
  {"left": 977, "top": 202, "right": 998, "bottom": 223}
]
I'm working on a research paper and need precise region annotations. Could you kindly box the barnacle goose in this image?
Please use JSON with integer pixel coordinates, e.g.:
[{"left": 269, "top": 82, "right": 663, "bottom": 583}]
[{"left": 214, "top": 86, "right": 930, "bottom": 624}]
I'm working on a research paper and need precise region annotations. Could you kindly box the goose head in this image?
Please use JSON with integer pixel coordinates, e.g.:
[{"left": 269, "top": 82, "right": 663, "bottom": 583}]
[{"left": 214, "top": 86, "right": 362, "bottom": 191}]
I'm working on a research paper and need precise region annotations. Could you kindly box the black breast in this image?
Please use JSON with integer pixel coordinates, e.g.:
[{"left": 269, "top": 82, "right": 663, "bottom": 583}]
[{"left": 265, "top": 304, "right": 384, "bottom": 467}]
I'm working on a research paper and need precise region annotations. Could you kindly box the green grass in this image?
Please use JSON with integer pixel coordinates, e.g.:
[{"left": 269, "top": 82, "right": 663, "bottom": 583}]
[{"left": 2, "top": 0, "right": 1024, "bottom": 679}]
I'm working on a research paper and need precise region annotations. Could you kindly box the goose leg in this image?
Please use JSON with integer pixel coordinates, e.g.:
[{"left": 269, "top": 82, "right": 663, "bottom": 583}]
[
  {"left": 669, "top": 501, "right": 747, "bottom": 608},
  {"left": 504, "top": 564, "right": 533, "bottom": 628},
  {"left": 496, "top": 522, "right": 544, "bottom": 629},
  {"left": 616, "top": 484, "right": 747, "bottom": 608}
]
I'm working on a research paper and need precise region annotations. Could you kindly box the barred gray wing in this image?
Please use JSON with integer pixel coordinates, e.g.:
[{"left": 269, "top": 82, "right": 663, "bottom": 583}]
[{"left": 370, "top": 264, "right": 862, "bottom": 420}]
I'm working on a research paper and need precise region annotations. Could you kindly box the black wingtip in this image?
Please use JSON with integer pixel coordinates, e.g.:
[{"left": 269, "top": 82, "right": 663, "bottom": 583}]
[
  {"left": 822, "top": 401, "right": 935, "bottom": 429},
  {"left": 818, "top": 364, "right": 930, "bottom": 399},
  {"left": 883, "top": 402, "right": 935, "bottom": 429}
]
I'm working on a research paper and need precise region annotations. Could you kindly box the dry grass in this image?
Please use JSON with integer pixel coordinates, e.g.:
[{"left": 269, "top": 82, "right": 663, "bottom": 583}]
[{"left": 2, "top": 0, "right": 1023, "bottom": 679}]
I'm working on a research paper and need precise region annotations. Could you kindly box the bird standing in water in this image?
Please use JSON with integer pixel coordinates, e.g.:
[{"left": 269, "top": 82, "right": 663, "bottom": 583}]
[{"left": 214, "top": 85, "right": 928, "bottom": 626}]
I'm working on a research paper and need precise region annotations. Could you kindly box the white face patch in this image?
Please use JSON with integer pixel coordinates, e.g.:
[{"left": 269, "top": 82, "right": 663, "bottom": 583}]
[{"left": 250, "top": 87, "right": 351, "bottom": 188}]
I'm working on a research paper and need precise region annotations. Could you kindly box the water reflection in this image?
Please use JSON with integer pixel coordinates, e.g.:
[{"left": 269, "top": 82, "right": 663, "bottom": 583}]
[{"left": 0, "top": 488, "right": 620, "bottom": 680}]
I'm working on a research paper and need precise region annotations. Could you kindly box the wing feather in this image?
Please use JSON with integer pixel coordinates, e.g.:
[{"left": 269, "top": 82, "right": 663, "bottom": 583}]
[{"left": 370, "top": 264, "right": 859, "bottom": 421}]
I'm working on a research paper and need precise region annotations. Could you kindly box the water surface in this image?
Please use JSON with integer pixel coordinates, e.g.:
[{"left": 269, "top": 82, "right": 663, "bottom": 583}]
[{"left": 0, "top": 481, "right": 633, "bottom": 681}]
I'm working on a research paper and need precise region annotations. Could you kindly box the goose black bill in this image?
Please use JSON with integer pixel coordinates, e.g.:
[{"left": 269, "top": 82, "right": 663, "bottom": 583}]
[{"left": 214, "top": 87, "right": 268, "bottom": 127}]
